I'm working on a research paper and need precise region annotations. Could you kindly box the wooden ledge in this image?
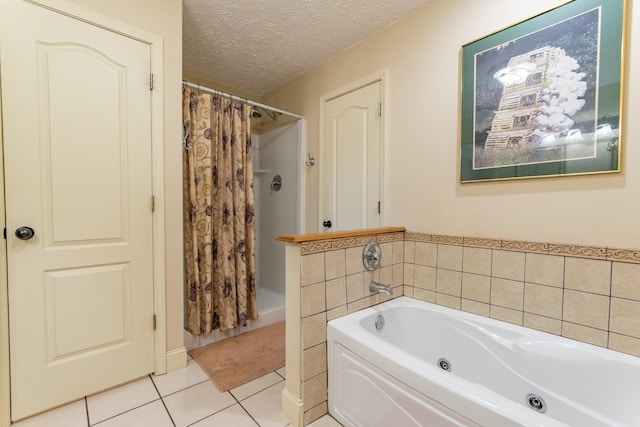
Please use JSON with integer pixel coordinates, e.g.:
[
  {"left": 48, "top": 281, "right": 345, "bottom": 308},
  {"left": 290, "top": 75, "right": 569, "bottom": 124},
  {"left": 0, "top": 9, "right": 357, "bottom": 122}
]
[{"left": 277, "top": 226, "right": 406, "bottom": 243}]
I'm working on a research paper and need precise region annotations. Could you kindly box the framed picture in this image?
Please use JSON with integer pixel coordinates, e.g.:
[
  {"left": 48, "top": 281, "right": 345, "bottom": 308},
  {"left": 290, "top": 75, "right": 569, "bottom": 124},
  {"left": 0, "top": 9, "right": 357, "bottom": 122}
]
[{"left": 460, "top": 0, "right": 626, "bottom": 182}]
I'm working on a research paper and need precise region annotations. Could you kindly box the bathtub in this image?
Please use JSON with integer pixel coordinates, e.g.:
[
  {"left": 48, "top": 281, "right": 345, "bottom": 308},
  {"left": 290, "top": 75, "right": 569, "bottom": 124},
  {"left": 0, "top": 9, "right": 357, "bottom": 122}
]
[{"left": 327, "top": 297, "right": 640, "bottom": 427}]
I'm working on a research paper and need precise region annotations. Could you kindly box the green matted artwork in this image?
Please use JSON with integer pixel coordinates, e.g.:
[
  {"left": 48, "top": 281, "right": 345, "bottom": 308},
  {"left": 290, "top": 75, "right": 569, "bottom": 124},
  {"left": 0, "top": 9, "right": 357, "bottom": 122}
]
[{"left": 459, "top": 0, "right": 626, "bottom": 182}]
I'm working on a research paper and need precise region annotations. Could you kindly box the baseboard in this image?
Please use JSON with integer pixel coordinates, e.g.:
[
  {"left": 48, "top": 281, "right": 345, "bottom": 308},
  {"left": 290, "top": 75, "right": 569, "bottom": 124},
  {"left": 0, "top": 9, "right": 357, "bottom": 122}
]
[
  {"left": 282, "top": 387, "right": 304, "bottom": 427},
  {"left": 165, "top": 347, "right": 188, "bottom": 372}
]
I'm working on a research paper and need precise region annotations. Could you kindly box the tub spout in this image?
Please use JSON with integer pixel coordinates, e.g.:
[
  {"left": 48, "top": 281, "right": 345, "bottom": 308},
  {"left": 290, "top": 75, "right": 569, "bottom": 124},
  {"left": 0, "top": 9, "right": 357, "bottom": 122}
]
[{"left": 369, "top": 281, "right": 392, "bottom": 296}]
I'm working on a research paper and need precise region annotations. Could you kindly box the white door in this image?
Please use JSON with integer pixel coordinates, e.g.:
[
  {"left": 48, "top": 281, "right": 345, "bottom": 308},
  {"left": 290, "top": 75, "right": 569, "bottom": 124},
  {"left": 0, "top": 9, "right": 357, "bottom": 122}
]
[
  {"left": 322, "top": 81, "right": 382, "bottom": 232},
  {"left": 0, "top": 0, "right": 155, "bottom": 420}
]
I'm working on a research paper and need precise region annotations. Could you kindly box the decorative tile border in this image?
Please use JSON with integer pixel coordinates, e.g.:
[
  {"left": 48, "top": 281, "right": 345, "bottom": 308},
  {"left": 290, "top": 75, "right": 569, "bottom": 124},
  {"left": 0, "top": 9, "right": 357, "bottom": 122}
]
[
  {"left": 548, "top": 244, "right": 608, "bottom": 260},
  {"left": 607, "top": 248, "right": 640, "bottom": 263},
  {"left": 430, "top": 234, "right": 464, "bottom": 245},
  {"left": 300, "top": 240, "right": 333, "bottom": 255},
  {"left": 502, "top": 240, "right": 548, "bottom": 254},
  {"left": 463, "top": 237, "right": 502, "bottom": 249}
]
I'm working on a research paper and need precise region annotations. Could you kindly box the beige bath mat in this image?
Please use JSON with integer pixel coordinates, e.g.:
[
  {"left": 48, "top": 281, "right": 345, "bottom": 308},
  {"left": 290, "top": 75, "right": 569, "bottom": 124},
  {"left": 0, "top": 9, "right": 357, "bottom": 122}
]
[{"left": 188, "top": 321, "right": 285, "bottom": 392}]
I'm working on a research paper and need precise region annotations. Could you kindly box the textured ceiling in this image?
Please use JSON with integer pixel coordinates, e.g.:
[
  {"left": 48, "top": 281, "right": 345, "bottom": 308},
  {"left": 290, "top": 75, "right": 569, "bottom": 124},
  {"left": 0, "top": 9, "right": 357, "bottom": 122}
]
[{"left": 183, "top": 0, "right": 429, "bottom": 97}]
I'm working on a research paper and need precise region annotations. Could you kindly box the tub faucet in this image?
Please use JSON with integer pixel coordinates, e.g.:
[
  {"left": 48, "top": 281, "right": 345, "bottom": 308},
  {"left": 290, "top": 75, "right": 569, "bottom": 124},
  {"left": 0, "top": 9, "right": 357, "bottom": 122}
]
[{"left": 369, "top": 281, "right": 392, "bottom": 296}]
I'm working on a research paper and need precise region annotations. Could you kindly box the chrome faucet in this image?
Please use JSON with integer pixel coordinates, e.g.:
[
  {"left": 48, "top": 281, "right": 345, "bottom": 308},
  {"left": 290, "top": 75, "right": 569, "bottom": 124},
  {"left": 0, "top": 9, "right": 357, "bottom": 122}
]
[{"left": 369, "top": 281, "right": 392, "bottom": 296}]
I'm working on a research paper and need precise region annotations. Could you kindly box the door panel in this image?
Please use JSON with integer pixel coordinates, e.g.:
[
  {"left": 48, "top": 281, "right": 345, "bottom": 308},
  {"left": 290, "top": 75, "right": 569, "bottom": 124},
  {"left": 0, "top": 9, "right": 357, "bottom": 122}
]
[
  {"left": 323, "top": 81, "right": 381, "bottom": 231},
  {"left": 0, "top": 0, "right": 154, "bottom": 420}
]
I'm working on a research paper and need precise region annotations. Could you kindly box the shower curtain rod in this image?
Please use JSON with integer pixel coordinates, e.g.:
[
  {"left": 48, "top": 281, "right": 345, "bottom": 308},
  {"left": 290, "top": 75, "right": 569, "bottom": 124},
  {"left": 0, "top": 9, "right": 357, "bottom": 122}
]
[{"left": 182, "top": 80, "right": 305, "bottom": 120}]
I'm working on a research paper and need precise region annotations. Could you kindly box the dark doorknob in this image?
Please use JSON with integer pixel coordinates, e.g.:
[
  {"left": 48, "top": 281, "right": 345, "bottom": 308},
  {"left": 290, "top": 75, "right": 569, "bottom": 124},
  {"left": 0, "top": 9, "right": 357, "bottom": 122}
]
[
  {"left": 322, "top": 220, "right": 332, "bottom": 228},
  {"left": 15, "top": 226, "right": 35, "bottom": 240}
]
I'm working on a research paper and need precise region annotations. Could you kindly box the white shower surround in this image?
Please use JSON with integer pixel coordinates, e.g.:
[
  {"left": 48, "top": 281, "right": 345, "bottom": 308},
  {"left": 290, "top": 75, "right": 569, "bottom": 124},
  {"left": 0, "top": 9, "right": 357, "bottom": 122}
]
[{"left": 184, "top": 120, "right": 305, "bottom": 350}]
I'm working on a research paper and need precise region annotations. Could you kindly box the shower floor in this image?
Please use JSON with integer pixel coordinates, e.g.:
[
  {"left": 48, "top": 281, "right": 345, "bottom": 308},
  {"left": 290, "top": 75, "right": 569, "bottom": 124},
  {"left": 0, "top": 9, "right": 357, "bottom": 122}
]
[{"left": 184, "top": 286, "right": 285, "bottom": 350}]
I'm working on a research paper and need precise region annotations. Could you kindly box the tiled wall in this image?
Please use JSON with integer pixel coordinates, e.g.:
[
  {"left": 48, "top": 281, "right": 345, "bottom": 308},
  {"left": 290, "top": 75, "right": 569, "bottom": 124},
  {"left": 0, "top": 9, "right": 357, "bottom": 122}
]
[
  {"left": 295, "top": 231, "right": 640, "bottom": 425},
  {"left": 298, "top": 232, "right": 405, "bottom": 425}
]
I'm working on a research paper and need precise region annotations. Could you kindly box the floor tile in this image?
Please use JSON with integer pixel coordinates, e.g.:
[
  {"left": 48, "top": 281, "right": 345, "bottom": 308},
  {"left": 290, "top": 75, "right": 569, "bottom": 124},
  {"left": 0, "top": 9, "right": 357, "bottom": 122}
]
[
  {"left": 307, "top": 415, "right": 343, "bottom": 426},
  {"left": 190, "top": 404, "right": 258, "bottom": 427},
  {"left": 92, "top": 400, "right": 173, "bottom": 427},
  {"left": 230, "top": 372, "right": 284, "bottom": 401},
  {"left": 87, "top": 376, "right": 159, "bottom": 424},
  {"left": 11, "top": 399, "right": 87, "bottom": 427},
  {"left": 276, "top": 366, "right": 286, "bottom": 379},
  {"left": 240, "top": 382, "right": 289, "bottom": 427},
  {"left": 163, "top": 380, "right": 236, "bottom": 427},
  {"left": 151, "top": 359, "right": 209, "bottom": 396}
]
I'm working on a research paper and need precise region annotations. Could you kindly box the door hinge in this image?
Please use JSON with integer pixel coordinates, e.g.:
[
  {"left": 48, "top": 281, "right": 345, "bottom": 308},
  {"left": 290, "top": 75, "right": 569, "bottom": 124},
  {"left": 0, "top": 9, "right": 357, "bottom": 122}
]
[
  {"left": 150, "top": 74, "right": 154, "bottom": 91},
  {"left": 378, "top": 102, "right": 382, "bottom": 117},
  {"left": 378, "top": 201, "right": 381, "bottom": 214},
  {"left": 3, "top": 228, "right": 5, "bottom": 240},
  {"left": 151, "top": 195, "right": 155, "bottom": 212},
  {"left": 153, "top": 314, "right": 157, "bottom": 330}
]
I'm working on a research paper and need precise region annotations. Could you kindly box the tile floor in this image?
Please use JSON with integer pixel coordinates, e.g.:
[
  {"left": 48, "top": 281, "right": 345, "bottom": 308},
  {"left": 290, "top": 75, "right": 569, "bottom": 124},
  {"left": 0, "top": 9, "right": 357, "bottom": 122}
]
[{"left": 11, "top": 357, "right": 342, "bottom": 427}]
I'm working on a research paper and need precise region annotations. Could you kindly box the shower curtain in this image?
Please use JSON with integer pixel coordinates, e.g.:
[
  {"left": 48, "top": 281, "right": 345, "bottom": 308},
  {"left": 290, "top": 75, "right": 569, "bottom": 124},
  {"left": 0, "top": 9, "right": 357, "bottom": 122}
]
[{"left": 183, "top": 88, "right": 257, "bottom": 334}]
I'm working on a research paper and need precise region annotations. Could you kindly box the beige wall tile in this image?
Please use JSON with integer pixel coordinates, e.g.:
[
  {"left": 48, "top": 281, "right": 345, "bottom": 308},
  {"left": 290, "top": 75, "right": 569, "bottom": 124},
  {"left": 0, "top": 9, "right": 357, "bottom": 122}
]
[
  {"left": 327, "top": 305, "right": 348, "bottom": 321},
  {"left": 302, "top": 372, "right": 327, "bottom": 411},
  {"left": 562, "top": 290, "right": 609, "bottom": 330},
  {"left": 302, "top": 312, "right": 327, "bottom": 350},
  {"left": 392, "top": 241, "right": 404, "bottom": 265},
  {"left": 304, "top": 401, "right": 328, "bottom": 426},
  {"left": 301, "top": 253, "right": 325, "bottom": 286},
  {"left": 415, "top": 242, "right": 437, "bottom": 267},
  {"left": 525, "top": 253, "right": 564, "bottom": 288},
  {"left": 348, "top": 299, "right": 365, "bottom": 313},
  {"left": 404, "top": 285, "right": 414, "bottom": 297},
  {"left": 610, "top": 298, "right": 640, "bottom": 339},
  {"left": 461, "top": 273, "right": 490, "bottom": 303},
  {"left": 435, "top": 293, "right": 460, "bottom": 309},
  {"left": 524, "top": 283, "right": 562, "bottom": 319},
  {"left": 404, "top": 263, "right": 415, "bottom": 286},
  {"left": 462, "top": 247, "right": 491, "bottom": 276},
  {"left": 492, "top": 250, "right": 525, "bottom": 281},
  {"left": 414, "top": 265, "right": 436, "bottom": 291},
  {"left": 609, "top": 333, "right": 640, "bottom": 358},
  {"left": 491, "top": 278, "right": 524, "bottom": 311},
  {"left": 437, "top": 244, "right": 463, "bottom": 271},
  {"left": 380, "top": 266, "right": 393, "bottom": 285},
  {"left": 413, "top": 288, "right": 435, "bottom": 303},
  {"left": 366, "top": 294, "right": 381, "bottom": 307},
  {"left": 564, "top": 257, "right": 611, "bottom": 295},
  {"left": 393, "top": 263, "right": 404, "bottom": 287},
  {"left": 436, "top": 269, "right": 462, "bottom": 297},
  {"left": 562, "top": 322, "right": 608, "bottom": 348},
  {"left": 302, "top": 343, "right": 327, "bottom": 381},
  {"left": 346, "top": 273, "right": 365, "bottom": 303},
  {"left": 301, "top": 282, "right": 326, "bottom": 318},
  {"left": 611, "top": 262, "right": 640, "bottom": 301},
  {"left": 461, "top": 299, "right": 490, "bottom": 317},
  {"left": 380, "top": 242, "right": 393, "bottom": 268},
  {"left": 523, "top": 313, "right": 562, "bottom": 335},
  {"left": 346, "top": 246, "right": 364, "bottom": 276},
  {"left": 326, "top": 277, "right": 347, "bottom": 310},
  {"left": 325, "top": 249, "right": 346, "bottom": 280},
  {"left": 490, "top": 306, "right": 523, "bottom": 326},
  {"left": 404, "top": 241, "right": 416, "bottom": 263}
]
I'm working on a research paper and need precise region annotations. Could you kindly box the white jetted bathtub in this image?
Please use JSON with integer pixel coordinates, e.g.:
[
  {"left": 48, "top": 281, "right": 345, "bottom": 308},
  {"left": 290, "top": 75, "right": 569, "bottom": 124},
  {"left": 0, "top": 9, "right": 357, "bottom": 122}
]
[{"left": 327, "top": 296, "right": 640, "bottom": 427}]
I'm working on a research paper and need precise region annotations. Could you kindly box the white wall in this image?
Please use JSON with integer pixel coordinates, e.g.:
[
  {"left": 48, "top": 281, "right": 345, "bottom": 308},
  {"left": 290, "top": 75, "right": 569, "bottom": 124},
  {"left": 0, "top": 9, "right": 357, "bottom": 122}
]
[
  {"left": 263, "top": 0, "right": 640, "bottom": 249},
  {"left": 255, "top": 122, "right": 301, "bottom": 295}
]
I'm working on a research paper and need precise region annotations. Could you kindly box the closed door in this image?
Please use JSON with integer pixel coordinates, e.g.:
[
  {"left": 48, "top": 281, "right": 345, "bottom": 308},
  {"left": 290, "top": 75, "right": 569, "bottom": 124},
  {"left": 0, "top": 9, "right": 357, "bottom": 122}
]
[
  {"left": 0, "top": 0, "right": 155, "bottom": 420},
  {"left": 322, "top": 81, "right": 382, "bottom": 231}
]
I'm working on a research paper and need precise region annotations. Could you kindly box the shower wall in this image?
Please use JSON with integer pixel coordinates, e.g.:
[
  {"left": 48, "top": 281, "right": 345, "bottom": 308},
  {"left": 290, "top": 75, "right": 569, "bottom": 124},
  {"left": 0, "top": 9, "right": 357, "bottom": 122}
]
[
  {"left": 254, "top": 121, "right": 302, "bottom": 300},
  {"left": 184, "top": 119, "right": 303, "bottom": 350}
]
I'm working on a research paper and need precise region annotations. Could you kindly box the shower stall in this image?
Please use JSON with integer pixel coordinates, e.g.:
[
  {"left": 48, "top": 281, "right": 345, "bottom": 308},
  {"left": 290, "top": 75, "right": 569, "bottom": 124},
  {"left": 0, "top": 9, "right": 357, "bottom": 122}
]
[{"left": 184, "top": 103, "right": 306, "bottom": 350}]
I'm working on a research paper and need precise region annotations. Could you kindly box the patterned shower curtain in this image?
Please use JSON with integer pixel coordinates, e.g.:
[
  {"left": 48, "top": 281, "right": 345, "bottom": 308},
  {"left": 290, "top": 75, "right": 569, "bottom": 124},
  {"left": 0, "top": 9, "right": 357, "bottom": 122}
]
[{"left": 183, "top": 88, "right": 257, "bottom": 334}]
